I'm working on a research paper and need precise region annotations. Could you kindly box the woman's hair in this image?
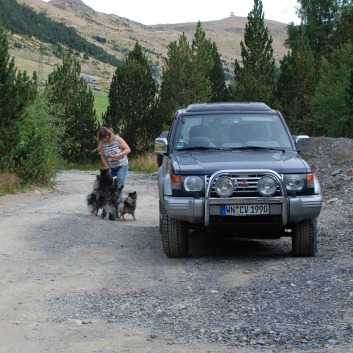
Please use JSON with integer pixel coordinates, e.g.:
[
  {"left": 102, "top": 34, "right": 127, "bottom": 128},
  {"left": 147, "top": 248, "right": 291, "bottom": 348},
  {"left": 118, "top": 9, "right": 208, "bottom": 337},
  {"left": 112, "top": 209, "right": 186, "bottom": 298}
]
[{"left": 98, "top": 127, "right": 115, "bottom": 144}]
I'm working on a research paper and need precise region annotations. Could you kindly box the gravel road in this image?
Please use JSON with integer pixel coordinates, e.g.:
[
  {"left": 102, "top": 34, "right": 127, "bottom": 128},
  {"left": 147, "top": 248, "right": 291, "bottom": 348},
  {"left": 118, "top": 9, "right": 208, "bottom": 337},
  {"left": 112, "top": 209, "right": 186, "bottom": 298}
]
[{"left": 0, "top": 146, "right": 353, "bottom": 353}]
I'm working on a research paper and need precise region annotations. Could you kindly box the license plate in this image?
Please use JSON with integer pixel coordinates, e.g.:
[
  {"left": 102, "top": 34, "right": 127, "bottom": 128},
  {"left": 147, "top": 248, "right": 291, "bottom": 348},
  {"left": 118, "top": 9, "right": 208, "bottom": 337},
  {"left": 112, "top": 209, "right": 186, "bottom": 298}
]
[{"left": 221, "top": 204, "right": 269, "bottom": 216}]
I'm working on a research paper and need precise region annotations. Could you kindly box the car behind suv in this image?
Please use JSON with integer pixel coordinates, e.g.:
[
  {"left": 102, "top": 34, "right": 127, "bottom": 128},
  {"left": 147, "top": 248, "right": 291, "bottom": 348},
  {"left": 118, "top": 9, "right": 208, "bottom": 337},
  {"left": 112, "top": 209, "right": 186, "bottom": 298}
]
[{"left": 155, "top": 102, "right": 322, "bottom": 258}]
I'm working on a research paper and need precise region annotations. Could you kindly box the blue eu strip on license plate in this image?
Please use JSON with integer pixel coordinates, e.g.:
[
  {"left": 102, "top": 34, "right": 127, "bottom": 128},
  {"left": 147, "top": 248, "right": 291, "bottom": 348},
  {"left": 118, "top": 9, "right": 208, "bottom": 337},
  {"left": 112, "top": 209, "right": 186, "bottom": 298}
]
[{"left": 221, "top": 204, "right": 269, "bottom": 216}]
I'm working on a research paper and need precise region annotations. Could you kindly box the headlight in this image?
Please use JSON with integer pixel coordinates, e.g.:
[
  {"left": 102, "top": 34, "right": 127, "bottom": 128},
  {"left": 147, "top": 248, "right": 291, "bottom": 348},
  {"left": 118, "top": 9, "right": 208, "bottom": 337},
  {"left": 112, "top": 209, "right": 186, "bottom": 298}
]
[
  {"left": 284, "top": 174, "right": 305, "bottom": 191},
  {"left": 257, "top": 176, "right": 277, "bottom": 196},
  {"left": 215, "top": 177, "right": 234, "bottom": 197},
  {"left": 184, "top": 176, "right": 203, "bottom": 192}
]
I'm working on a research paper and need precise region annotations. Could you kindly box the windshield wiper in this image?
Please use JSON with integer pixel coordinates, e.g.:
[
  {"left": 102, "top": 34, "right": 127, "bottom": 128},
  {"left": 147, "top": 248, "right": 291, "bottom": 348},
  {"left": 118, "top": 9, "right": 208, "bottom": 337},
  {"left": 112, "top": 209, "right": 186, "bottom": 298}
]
[
  {"left": 231, "top": 146, "right": 285, "bottom": 152},
  {"left": 178, "top": 146, "right": 219, "bottom": 151}
]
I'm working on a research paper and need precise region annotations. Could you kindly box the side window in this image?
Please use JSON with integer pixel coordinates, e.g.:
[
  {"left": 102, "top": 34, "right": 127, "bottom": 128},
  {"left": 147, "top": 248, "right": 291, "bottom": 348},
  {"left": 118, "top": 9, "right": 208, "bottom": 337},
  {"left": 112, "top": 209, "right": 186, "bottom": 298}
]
[
  {"left": 168, "top": 113, "right": 179, "bottom": 148},
  {"left": 176, "top": 118, "right": 203, "bottom": 149}
]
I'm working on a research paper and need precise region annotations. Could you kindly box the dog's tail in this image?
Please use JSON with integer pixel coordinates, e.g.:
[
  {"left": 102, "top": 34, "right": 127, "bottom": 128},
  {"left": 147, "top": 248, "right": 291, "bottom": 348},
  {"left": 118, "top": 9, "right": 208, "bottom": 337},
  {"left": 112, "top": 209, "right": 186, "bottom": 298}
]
[{"left": 86, "top": 191, "right": 97, "bottom": 216}]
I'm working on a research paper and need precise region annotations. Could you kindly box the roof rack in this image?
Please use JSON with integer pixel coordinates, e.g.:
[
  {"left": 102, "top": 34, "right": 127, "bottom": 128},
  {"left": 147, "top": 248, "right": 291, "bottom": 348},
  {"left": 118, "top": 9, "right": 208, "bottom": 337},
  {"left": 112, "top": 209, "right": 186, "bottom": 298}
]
[{"left": 185, "top": 102, "right": 272, "bottom": 112}]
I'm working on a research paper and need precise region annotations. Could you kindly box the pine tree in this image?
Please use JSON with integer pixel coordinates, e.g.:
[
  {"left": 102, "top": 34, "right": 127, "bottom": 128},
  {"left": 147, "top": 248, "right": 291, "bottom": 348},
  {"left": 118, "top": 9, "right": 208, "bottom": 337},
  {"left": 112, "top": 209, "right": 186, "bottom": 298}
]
[
  {"left": 159, "top": 23, "right": 217, "bottom": 127},
  {"left": 296, "top": 0, "right": 348, "bottom": 58},
  {"left": 103, "top": 42, "right": 160, "bottom": 156},
  {"left": 346, "top": 68, "right": 353, "bottom": 116},
  {"left": 233, "top": 0, "right": 276, "bottom": 103},
  {"left": 159, "top": 33, "right": 193, "bottom": 127},
  {"left": 189, "top": 21, "right": 213, "bottom": 103},
  {"left": 209, "top": 41, "right": 230, "bottom": 102},
  {"left": 46, "top": 50, "right": 98, "bottom": 162},
  {"left": 310, "top": 43, "right": 353, "bottom": 137},
  {"left": 0, "top": 26, "right": 37, "bottom": 172},
  {"left": 276, "top": 34, "right": 316, "bottom": 135},
  {"left": 337, "top": 3, "right": 353, "bottom": 47}
]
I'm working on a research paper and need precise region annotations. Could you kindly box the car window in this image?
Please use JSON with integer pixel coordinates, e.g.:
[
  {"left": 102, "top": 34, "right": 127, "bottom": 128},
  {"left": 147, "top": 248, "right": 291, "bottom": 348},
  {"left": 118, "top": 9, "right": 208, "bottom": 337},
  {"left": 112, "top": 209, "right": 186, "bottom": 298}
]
[{"left": 175, "top": 114, "right": 293, "bottom": 150}]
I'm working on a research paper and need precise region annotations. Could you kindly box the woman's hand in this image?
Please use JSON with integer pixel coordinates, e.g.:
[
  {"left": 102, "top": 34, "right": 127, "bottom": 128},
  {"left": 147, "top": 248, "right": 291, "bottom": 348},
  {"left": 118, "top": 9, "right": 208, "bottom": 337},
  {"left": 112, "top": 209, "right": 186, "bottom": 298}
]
[{"left": 110, "top": 153, "right": 121, "bottom": 159}]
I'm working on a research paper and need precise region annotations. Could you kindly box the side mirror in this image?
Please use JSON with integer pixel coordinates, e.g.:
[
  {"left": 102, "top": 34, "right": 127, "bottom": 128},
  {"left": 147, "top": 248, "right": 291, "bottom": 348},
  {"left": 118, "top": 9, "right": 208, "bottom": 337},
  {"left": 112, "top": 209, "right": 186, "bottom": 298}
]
[
  {"left": 155, "top": 137, "right": 168, "bottom": 168},
  {"left": 155, "top": 137, "right": 168, "bottom": 154},
  {"left": 295, "top": 135, "right": 310, "bottom": 152}
]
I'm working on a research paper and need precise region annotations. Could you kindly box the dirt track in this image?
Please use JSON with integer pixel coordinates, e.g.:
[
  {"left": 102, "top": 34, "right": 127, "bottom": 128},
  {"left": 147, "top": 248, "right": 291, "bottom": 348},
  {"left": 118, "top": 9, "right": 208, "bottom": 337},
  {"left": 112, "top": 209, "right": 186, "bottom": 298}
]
[
  {"left": 0, "top": 169, "right": 352, "bottom": 353},
  {"left": 0, "top": 170, "right": 256, "bottom": 353}
]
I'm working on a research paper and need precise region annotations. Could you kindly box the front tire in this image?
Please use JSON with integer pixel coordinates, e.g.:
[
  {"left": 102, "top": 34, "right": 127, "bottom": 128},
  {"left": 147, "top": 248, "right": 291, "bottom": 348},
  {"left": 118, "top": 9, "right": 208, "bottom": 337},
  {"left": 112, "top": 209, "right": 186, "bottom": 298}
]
[
  {"left": 292, "top": 218, "right": 317, "bottom": 257},
  {"left": 161, "top": 203, "right": 189, "bottom": 258},
  {"left": 159, "top": 200, "right": 163, "bottom": 233}
]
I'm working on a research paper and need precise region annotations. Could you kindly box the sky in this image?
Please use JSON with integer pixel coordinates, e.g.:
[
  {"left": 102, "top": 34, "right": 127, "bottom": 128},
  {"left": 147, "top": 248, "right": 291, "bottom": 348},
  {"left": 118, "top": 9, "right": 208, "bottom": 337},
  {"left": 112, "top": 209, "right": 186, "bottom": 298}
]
[{"left": 43, "top": 0, "right": 301, "bottom": 25}]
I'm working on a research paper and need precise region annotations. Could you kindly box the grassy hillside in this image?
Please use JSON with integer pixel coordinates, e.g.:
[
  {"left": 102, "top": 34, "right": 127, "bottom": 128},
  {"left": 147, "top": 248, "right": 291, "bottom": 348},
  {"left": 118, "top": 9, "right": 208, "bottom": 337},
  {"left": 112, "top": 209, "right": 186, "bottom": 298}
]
[{"left": 92, "top": 90, "right": 108, "bottom": 121}]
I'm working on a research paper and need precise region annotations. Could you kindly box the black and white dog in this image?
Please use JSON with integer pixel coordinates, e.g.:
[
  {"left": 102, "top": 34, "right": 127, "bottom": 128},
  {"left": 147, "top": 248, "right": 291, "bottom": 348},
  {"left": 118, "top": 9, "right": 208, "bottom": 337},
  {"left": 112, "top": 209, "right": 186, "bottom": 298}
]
[
  {"left": 102, "top": 177, "right": 124, "bottom": 220},
  {"left": 86, "top": 169, "right": 123, "bottom": 220}
]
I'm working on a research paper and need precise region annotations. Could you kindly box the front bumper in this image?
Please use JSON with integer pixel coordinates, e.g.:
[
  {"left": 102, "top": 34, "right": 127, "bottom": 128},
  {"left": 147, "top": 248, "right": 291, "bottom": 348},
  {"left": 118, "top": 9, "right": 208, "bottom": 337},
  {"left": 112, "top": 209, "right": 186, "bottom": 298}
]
[
  {"left": 163, "top": 169, "right": 322, "bottom": 226},
  {"left": 164, "top": 194, "right": 322, "bottom": 225}
]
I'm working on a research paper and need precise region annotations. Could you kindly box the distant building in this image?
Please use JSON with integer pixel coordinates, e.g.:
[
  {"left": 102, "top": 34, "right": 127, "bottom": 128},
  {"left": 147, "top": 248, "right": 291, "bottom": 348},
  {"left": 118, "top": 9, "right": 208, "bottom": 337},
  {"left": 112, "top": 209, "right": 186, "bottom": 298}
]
[
  {"left": 230, "top": 12, "right": 235, "bottom": 17},
  {"left": 80, "top": 75, "right": 98, "bottom": 88}
]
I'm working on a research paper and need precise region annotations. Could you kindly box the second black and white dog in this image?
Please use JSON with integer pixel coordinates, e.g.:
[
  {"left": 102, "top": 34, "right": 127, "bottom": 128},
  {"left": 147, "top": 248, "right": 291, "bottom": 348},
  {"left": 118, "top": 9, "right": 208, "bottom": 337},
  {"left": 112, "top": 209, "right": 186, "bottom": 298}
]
[{"left": 118, "top": 191, "right": 137, "bottom": 221}]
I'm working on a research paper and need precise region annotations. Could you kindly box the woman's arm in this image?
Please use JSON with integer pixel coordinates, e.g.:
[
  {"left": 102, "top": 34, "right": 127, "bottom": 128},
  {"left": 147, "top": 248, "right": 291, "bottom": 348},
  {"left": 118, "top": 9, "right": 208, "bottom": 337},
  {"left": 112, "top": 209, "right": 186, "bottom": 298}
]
[
  {"left": 99, "top": 143, "right": 111, "bottom": 171},
  {"left": 111, "top": 137, "right": 131, "bottom": 159}
]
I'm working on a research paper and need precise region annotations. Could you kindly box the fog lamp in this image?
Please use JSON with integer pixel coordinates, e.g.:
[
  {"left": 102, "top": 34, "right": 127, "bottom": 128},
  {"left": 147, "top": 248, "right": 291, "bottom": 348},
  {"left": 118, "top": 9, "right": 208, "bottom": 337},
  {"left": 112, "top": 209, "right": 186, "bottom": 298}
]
[
  {"left": 215, "top": 177, "right": 234, "bottom": 197},
  {"left": 257, "top": 176, "right": 277, "bottom": 196}
]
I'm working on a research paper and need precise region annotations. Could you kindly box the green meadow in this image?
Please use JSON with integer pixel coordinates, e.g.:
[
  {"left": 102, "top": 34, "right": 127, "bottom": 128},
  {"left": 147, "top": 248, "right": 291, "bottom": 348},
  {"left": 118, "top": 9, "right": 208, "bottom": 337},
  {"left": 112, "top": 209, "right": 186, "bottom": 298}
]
[{"left": 92, "top": 90, "right": 109, "bottom": 122}]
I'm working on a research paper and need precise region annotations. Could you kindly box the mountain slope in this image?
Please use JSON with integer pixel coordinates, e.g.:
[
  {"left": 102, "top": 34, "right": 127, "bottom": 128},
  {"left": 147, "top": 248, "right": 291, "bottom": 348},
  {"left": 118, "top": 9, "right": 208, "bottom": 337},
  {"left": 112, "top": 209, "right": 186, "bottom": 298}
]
[{"left": 7, "top": 0, "right": 290, "bottom": 87}]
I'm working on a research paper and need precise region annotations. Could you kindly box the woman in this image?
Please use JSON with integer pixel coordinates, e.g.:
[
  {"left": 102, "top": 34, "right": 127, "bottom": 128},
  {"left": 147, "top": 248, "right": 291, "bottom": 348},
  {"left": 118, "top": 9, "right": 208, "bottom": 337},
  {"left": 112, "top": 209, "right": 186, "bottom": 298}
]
[{"left": 98, "top": 127, "right": 131, "bottom": 201}]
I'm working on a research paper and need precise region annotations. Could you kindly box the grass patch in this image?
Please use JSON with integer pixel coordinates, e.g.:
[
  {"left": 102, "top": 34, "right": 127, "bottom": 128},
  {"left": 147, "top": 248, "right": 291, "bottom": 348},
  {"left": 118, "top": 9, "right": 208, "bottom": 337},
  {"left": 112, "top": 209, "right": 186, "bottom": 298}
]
[
  {"left": 63, "top": 160, "right": 103, "bottom": 171},
  {"left": 92, "top": 90, "right": 109, "bottom": 122},
  {"left": 0, "top": 172, "right": 22, "bottom": 195},
  {"left": 64, "top": 153, "right": 158, "bottom": 174},
  {"left": 129, "top": 153, "right": 158, "bottom": 174}
]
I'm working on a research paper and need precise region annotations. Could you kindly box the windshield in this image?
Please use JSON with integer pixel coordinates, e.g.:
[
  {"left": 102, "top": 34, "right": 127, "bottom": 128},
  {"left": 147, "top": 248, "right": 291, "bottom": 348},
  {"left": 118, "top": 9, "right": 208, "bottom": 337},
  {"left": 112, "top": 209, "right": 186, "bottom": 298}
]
[{"left": 174, "top": 113, "right": 293, "bottom": 151}]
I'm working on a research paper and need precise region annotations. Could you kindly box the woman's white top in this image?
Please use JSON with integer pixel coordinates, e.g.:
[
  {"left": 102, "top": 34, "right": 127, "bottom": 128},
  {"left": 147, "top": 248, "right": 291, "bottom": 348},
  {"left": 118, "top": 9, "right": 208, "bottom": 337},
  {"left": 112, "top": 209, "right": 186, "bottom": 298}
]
[{"left": 101, "top": 136, "right": 128, "bottom": 168}]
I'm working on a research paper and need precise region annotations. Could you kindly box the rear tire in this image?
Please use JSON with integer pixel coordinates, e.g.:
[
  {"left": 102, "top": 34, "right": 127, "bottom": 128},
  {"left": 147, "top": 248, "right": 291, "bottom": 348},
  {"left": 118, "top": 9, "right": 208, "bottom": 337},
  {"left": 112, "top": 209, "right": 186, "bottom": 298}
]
[
  {"left": 292, "top": 218, "right": 317, "bottom": 257},
  {"left": 161, "top": 203, "right": 189, "bottom": 258}
]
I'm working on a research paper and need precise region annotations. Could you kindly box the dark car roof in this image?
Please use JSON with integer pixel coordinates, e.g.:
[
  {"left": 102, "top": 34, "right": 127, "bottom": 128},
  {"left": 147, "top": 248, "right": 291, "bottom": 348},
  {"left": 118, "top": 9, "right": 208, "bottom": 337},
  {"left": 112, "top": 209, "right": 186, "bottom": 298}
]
[{"left": 185, "top": 102, "right": 274, "bottom": 113}]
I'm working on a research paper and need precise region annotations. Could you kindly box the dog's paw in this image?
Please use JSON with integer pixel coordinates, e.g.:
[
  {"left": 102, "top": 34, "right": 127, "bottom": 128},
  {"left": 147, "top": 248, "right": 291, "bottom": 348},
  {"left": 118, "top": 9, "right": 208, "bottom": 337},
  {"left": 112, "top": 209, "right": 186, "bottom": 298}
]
[
  {"left": 109, "top": 213, "right": 117, "bottom": 221},
  {"left": 87, "top": 204, "right": 96, "bottom": 216}
]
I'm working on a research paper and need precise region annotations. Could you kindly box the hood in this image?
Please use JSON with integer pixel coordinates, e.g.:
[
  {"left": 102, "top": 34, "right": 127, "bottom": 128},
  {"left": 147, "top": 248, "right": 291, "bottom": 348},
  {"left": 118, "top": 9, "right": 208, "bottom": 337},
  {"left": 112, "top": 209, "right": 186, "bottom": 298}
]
[{"left": 172, "top": 150, "right": 309, "bottom": 175}]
